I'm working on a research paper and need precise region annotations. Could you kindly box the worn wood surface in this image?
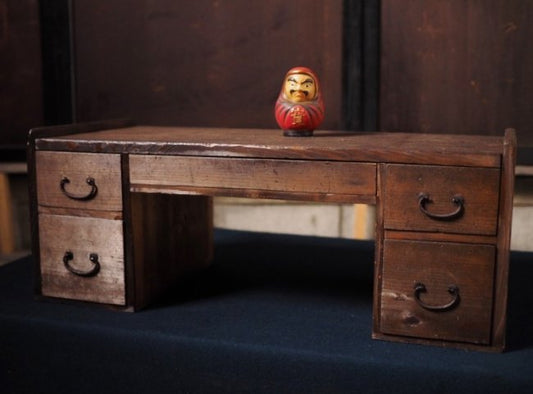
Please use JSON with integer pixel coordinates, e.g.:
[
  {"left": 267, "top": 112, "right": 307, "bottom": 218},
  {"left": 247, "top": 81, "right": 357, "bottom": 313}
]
[
  {"left": 29, "top": 123, "right": 516, "bottom": 350},
  {"left": 129, "top": 193, "right": 213, "bottom": 310},
  {"left": 374, "top": 130, "right": 517, "bottom": 351},
  {"left": 492, "top": 128, "right": 518, "bottom": 350},
  {"left": 372, "top": 163, "right": 386, "bottom": 338},
  {"left": 39, "top": 213, "right": 125, "bottom": 305},
  {"left": 380, "top": 1, "right": 533, "bottom": 148},
  {"left": 384, "top": 230, "right": 496, "bottom": 246},
  {"left": 380, "top": 239, "right": 495, "bottom": 345},
  {"left": 130, "top": 155, "right": 376, "bottom": 203},
  {"left": 27, "top": 119, "right": 133, "bottom": 299},
  {"left": 36, "top": 126, "right": 504, "bottom": 167},
  {"left": 0, "top": 173, "right": 15, "bottom": 253},
  {"left": 382, "top": 164, "right": 501, "bottom": 235},
  {"left": 36, "top": 151, "right": 123, "bottom": 212}
]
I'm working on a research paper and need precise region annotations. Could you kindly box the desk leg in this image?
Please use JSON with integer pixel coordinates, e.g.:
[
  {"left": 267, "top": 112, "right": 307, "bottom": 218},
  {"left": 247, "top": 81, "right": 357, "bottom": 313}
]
[
  {"left": 128, "top": 193, "right": 213, "bottom": 309},
  {"left": 0, "top": 173, "right": 15, "bottom": 254}
]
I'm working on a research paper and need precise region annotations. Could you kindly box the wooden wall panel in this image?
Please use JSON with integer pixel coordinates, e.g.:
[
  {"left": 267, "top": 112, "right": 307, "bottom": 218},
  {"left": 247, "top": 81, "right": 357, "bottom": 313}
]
[
  {"left": 0, "top": 0, "right": 43, "bottom": 149},
  {"left": 72, "top": 0, "right": 344, "bottom": 130},
  {"left": 380, "top": 0, "right": 533, "bottom": 148},
  {"left": 40, "top": 0, "right": 73, "bottom": 127}
]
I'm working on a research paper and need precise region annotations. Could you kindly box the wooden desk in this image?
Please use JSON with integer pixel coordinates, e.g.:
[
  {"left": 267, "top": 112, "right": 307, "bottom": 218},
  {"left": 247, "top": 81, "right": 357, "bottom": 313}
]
[{"left": 27, "top": 120, "right": 516, "bottom": 351}]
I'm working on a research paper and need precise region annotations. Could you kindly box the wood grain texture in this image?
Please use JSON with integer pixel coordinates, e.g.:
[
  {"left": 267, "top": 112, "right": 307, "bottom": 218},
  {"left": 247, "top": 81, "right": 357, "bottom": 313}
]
[
  {"left": 39, "top": 214, "right": 125, "bottom": 305},
  {"left": 372, "top": 163, "right": 386, "bottom": 336},
  {"left": 129, "top": 155, "right": 376, "bottom": 201},
  {"left": 129, "top": 185, "right": 377, "bottom": 205},
  {"left": 27, "top": 119, "right": 133, "bottom": 299},
  {"left": 0, "top": 173, "right": 15, "bottom": 253},
  {"left": 72, "top": 1, "right": 343, "bottom": 130},
  {"left": 129, "top": 193, "right": 213, "bottom": 310},
  {"left": 380, "top": 0, "right": 533, "bottom": 148},
  {"left": 374, "top": 158, "right": 509, "bottom": 351},
  {"left": 36, "top": 151, "right": 123, "bottom": 211},
  {"left": 380, "top": 239, "right": 495, "bottom": 345},
  {"left": 29, "top": 123, "right": 516, "bottom": 350},
  {"left": 491, "top": 128, "right": 517, "bottom": 350},
  {"left": 0, "top": 0, "right": 43, "bottom": 146},
  {"left": 382, "top": 164, "right": 501, "bottom": 235},
  {"left": 384, "top": 230, "right": 496, "bottom": 246},
  {"left": 36, "top": 126, "right": 504, "bottom": 167}
]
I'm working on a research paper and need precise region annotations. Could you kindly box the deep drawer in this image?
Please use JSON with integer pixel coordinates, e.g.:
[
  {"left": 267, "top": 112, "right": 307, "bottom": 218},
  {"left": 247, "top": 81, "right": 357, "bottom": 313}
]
[
  {"left": 38, "top": 214, "right": 125, "bottom": 305},
  {"left": 382, "top": 164, "right": 500, "bottom": 235},
  {"left": 379, "top": 239, "right": 495, "bottom": 344},
  {"left": 129, "top": 155, "right": 376, "bottom": 201},
  {"left": 36, "top": 151, "right": 122, "bottom": 211}
]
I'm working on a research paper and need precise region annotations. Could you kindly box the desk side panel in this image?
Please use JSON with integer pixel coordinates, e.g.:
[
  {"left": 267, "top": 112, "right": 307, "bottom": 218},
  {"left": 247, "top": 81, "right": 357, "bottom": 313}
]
[
  {"left": 491, "top": 129, "right": 517, "bottom": 350},
  {"left": 128, "top": 193, "right": 213, "bottom": 310}
]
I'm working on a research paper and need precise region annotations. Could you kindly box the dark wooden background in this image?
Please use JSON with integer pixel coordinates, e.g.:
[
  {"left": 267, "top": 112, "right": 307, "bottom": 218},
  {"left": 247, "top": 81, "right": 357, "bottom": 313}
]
[
  {"left": 70, "top": 0, "right": 378, "bottom": 134},
  {"left": 0, "top": 0, "right": 43, "bottom": 159},
  {"left": 380, "top": 0, "right": 533, "bottom": 148},
  {"left": 1, "top": 0, "right": 531, "bottom": 161},
  {"left": 72, "top": 0, "right": 346, "bottom": 130}
]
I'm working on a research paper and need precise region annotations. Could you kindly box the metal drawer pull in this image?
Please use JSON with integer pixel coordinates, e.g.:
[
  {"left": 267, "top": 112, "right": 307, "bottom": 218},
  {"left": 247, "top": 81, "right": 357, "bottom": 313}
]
[
  {"left": 60, "top": 176, "right": 98, "bottom": 201},
  {"left": 414, "top": 282, "right": 460, "bottom": 312},
  {"left": 418, "top": 193, "right": 464, "bottom": 220},
  {"left": 63, "top": 251, "right": 101, "bottom": 277}
]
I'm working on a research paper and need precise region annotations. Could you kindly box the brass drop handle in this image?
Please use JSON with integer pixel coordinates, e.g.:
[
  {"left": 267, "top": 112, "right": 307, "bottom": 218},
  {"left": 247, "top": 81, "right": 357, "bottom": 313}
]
[
  {"left": 414, "top": 282, "right": 460, "bottom": 312},
  {"left": 63, "top": 251, "right": 101, "bottom": 277},
  {"left": 60, "top": 176, "right": 98, "bottom": 201},
  {"left": 418, "top": 193, "right": 464, "bottom": 220}
]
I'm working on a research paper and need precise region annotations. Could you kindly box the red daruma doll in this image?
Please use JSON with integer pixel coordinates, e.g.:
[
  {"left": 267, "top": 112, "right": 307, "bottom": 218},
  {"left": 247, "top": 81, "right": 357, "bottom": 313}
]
[{"left": 275, "top": 66, "right": 324, "bottom": 137}]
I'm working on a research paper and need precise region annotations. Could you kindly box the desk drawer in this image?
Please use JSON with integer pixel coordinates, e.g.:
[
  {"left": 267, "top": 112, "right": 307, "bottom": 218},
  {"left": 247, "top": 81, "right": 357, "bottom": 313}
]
[
  {"left": 130, "top": 155, "right": 376, "bottom": 200},
  {"left": 36, "top": 151, "right": 122, "bottom": 211},
  {"left": 38, "top": 213, "right": 125, "bottom": 305},
  {"left": 383, "top": 164, "right": 500, "bottom": 235},
  {"left": 379, "top": 239, "right": 495, "bottom": 344}
]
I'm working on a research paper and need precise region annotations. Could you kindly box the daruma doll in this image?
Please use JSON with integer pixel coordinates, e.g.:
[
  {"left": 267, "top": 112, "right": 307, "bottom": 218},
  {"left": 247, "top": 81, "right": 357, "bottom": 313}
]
[{"left": 274, "top": 66, "right": 324, "bottom": 137}]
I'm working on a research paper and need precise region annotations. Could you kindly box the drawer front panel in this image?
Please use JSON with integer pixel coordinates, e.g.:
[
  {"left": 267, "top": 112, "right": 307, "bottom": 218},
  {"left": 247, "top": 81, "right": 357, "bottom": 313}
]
[
  {"left": 36, "top": 151, "right": 122, "bottom": 211},
  {"left": 39, "top": 214, "right": 125, "bottom": 305},
  {"left": 129, "top": 155, "right": 376, "bottom": 199},
  {"left": 380, "top": 239, "right": 495, "bottom": 344},
  {"left": 383, "top": 164, "right": 500, "bottom": 235}
]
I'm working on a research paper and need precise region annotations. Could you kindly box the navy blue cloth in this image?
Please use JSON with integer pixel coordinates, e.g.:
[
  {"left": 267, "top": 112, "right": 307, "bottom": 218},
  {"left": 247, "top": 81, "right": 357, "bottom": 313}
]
[{"left": 1, "top": 230, "right": 533, "bottom": 393}]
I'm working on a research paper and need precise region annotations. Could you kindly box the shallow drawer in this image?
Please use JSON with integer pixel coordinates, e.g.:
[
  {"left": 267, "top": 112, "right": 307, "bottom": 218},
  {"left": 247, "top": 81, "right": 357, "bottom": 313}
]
[
  {"left": 129, "top": 155, "right": 376, "bottom": 200},
  {"left": 36, "top": 151, "right": 122, "bottom": 211},
  {"left": 38, "top": 214, "right": 125, "bottom": 305},
  {"left": 379, "top": 239, "right": 495, "bottom": 345},
  {"left": 383, "top": 164, "right": 500, "bottom": 235}
]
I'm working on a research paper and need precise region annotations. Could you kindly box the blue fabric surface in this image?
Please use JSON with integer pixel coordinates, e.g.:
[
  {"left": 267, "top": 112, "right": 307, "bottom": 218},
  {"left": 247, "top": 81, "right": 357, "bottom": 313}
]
[{"left": 1, "top": 230, "right": 533, "bottom": 393}]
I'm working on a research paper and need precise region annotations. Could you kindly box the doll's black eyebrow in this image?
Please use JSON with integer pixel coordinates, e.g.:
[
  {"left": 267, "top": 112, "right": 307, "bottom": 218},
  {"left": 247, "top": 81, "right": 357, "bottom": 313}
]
[{"left": 287, "top": 77, "right": 314, "bottom": 84}]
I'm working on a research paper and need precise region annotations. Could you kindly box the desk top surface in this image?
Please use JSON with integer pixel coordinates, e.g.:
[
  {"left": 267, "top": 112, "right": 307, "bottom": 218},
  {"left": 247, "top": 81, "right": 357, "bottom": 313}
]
[{"left": 34, "top": 125, "right": 510, "bottom": 167}]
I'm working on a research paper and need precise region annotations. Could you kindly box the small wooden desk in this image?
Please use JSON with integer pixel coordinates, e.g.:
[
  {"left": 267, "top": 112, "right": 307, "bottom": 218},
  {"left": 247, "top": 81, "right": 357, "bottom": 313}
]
[{"left": 27, "top": 120, "right": 516, "bottom": 351}]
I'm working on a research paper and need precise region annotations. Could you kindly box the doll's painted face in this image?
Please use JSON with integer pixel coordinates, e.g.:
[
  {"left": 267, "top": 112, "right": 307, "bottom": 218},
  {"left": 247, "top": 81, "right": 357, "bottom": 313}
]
[{"left": 283, "top": 73, "right": 317, "bottom": 103}]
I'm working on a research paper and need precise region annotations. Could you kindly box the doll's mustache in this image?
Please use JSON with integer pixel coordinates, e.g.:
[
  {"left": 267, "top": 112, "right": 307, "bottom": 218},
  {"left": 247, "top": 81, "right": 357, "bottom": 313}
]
[{"left": 290, "top": 90, "right": 309, "bottom": 97}]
